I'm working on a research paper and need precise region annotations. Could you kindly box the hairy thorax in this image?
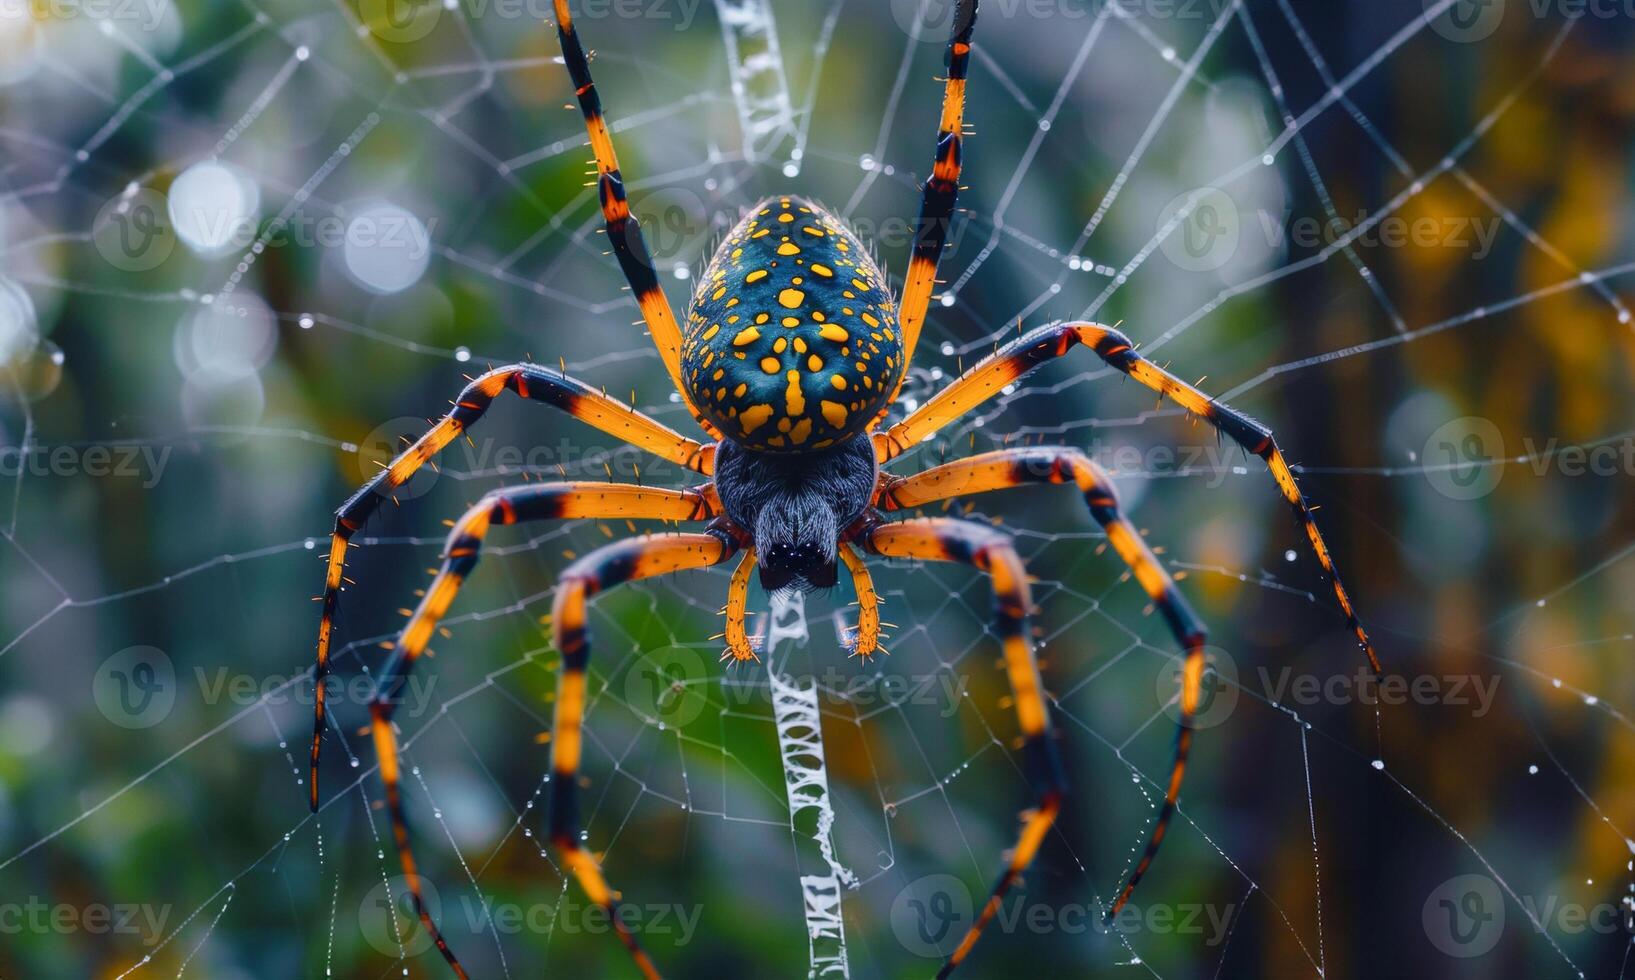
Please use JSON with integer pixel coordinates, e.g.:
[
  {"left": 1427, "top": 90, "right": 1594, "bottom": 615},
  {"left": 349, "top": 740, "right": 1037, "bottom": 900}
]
[{"left": 711, "top": 438, "right": 878, "bottom": 592}]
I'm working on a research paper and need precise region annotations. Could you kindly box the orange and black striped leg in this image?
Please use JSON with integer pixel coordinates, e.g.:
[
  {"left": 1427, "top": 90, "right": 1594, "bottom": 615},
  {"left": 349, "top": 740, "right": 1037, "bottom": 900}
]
[
  {"left": 365, "top": 482, "right": 716, "bottom": 978},
  {"left": 880, "top": 446, "right": 1207, "bottom": 919},
  {"left": 860, "top": 517, "right": 1064, "bottom": 978},
  {"left": 550, "top": 529, "right": 742, "bottom": 980},
  {"left": 887, "top": 0, "right": 979, "bottom": 411},
  {"left": 719, "top": 548, "right": 759, "bottom": 664},
  {"left": 551, "top": 0, "right": 719, "bottom": 439},
  {"left": 837, "top": 542, "right": 883, "bottom": 659},
  {"left": 310, "top": 362, "right": 714, "bottom": 811},
  {"left": 875, "top": 320, "right": 1380, "bottom": 673}
]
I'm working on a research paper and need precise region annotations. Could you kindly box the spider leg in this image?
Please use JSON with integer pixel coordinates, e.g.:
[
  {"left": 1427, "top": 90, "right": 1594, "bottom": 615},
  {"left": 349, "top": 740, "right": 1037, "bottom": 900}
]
[
  {"left": 879, "top": 446, "right": 1208, "bottom": 921},
  {"left": 550, "top": 529, "right": 742, "bottom": 980},
  {"left": 875, "top": 320, "right": 1380, "bottom": 673},
  {"left": 721, "top": 548, "right": 758, "bottom": 664},
  {"left": 310, "top": 363, "right": 714, "bottom": 810},
  {"left": 858, "top": 516, "right": 1064, "bottom": 979},
  {"left": 886, "top": 0, "right": 979, "bottom": 413},
  {"left": 363, "top": 482, "right": 715, "bottom": 978},
  {"left": 837, "top": 542, "right": 883, "bottom": 659},
  {"left": 551, "top": 0, "right": 720, "bottom": 439}
]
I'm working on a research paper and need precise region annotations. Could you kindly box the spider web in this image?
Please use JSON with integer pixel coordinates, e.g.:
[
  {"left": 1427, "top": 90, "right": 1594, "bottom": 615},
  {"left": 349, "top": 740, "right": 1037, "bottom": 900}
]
[{"left": 2, "top": 0, "right": 1634, "bottom": 976}]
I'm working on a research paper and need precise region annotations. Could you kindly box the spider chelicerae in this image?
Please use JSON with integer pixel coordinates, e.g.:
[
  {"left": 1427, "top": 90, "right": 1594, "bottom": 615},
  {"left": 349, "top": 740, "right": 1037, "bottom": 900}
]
[{"left": 305, "top": 1, "right": 1380, "bottom": 975}]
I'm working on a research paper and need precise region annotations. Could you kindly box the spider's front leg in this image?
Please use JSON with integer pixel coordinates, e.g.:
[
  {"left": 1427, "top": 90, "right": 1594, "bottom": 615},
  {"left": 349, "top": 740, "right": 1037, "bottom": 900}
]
[
  {"left": 551, "top": 0, "right": 720, "bottom": 439},
  {"left": 857, "top": 517, "right": 1065, "bottom": 979},
  {"left": 310, "top": 362, "right": 713, "bottom": 810},
  {"left": 879, "top": 447, "right": 1207, "bottom": 922},
  {"left": 549, "top": 528, "right": 742, "bottom": 980},
  {"left": 889, "top": 0, "right": 980, "bottom": 412},
  {"left": 365, "top": 481, "right": 717, "bottom": 979},
  {"left": 875, "top": 320, "right": 1380, "bottom": 673}
]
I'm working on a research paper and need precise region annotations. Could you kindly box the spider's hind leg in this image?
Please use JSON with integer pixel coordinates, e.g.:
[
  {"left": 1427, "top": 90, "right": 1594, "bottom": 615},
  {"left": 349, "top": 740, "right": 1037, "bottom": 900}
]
[
  {"left": 879, "top": 446, "right": 1209, "bottom": 924},
  {"left": 859, "top": 517, "right": 1066, "bottom": 978},
  {"left": 361, "top": 482, "right": 716, "bottom": 978},
  {"left": 548, "top": 529, "right": 743, "bottom": 980}
]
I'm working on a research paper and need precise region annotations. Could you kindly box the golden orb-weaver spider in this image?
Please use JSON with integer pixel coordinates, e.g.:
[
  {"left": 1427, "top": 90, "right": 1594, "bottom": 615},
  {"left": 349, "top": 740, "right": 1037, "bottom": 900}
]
[{"left": 306, "top": 1, "right": 1381, "bottom": 975}]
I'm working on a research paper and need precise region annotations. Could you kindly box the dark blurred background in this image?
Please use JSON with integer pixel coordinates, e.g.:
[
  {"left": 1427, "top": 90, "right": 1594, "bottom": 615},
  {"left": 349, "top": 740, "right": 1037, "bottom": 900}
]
[{"left": 3, "top": 0, "right": 1635, "bottom": 977}]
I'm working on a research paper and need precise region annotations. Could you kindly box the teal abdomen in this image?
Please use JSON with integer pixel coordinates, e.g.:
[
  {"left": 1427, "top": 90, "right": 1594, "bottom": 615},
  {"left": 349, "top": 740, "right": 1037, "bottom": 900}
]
[{"left": 682, "top": 196, "right": 902, "bottom": 452}]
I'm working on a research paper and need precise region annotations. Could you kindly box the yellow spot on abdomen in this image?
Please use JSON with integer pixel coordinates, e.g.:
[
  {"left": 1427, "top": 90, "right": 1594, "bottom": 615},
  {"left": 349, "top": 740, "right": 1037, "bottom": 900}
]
[
  {"left": 820, "top": 401, "right": 848, "bottom": 429},
  {"left": 830, "top": 375, "right": 848, "bottom": 390},
  {"left": 819, "top": 324, "right": 850, "bottom": 343},
  {"left": 732, "top": 326, "right": 760, "bottom": 346},
  {"left": 776, "top": 242, "right": 801, "bottom": 256},
  {"left": 740, "top": 404, "right": 774, "bottom": 435},
  {"left": 760, "top": 356, "right": 781, "bottom": 374},
  {"left": 810, "top": 263, "right": 834, "bottom": 278},
  {"left": 777, "top": 288, "right": 805, "bottom": 309},
  {"left": 784, "top": 371, "right": 806, "bottom": 417},
  {"left": 745, "top": 269, "right": 769, "bottom": 283}
]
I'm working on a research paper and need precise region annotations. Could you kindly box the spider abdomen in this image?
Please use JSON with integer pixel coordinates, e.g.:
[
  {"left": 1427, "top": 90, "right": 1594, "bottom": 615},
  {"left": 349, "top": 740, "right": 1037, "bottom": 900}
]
[{"left": 682, "top": 195, "right": 903, "bottom": 452}]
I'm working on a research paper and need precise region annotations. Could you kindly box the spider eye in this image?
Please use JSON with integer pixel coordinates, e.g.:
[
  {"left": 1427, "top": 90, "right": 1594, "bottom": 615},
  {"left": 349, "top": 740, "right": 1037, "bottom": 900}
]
[{"left": 760, "top": 541, "right": 837, "bottom": 591}]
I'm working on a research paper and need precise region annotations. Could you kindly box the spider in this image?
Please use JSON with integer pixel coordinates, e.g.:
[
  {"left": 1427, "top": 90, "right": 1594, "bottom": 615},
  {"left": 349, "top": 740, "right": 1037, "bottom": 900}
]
[{"left": 306, "top": 1, "right": 1380, "bottom": 975}]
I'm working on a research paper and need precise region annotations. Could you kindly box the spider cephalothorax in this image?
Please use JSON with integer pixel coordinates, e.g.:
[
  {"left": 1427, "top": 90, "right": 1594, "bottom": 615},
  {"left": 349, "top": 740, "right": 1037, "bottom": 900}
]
[
  {"left": 712, "top": 436, "right": 877, "bottom": 592},
  {"left": 308, "top": 2, "right": 1381, "bottom": 976},
  {"left": 682, "top": 195, "right": 902, "bottom": 451}
]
